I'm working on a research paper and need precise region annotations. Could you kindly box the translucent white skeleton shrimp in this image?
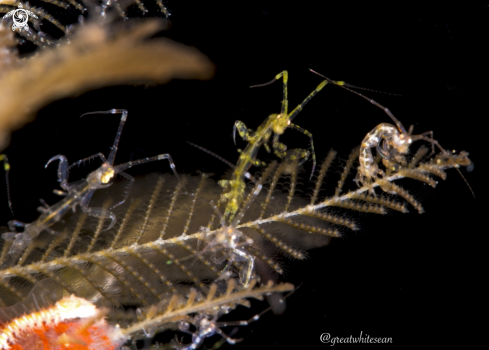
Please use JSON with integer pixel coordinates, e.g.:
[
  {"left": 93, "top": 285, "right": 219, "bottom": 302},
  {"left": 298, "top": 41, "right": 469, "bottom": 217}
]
[
  {"left": 202, "top": 198, "right": 257, "bottom": 287},
  {"left": 188, "top": 142, "right": 263, "bottom": 288},
  {"left": 171, "top": 313, "right": 242, "bottom": 350},
  {"left": 171, "top": 288, "right": 291, "bottom": 350},
  {"left": 1, "top": 109, "right": 179, "bottom": 268},
  {"left": 310, "top": 70, "right": 474, "bottom": 196}
]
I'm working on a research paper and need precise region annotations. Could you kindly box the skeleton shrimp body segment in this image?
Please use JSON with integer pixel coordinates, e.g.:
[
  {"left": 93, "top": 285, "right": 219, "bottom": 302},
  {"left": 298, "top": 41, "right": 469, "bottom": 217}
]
[
  {"left": 222, "top": 117, "right": 272, "bottom": 221},
  {"left": 1, "top": 109, "right": 179, "bottom": 267},
  {"left": 224, "top": 71, "right": 327, "bottom": 221}
]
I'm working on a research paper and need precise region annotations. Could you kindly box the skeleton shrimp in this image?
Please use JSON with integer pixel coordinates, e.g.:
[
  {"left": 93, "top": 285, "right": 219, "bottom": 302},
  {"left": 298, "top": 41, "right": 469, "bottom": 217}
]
[
  {"left": 200, "top": 199, "right": 257, "bottom": 287},
  {"left": 310, "top": 70, "right": 474, "bottom": 197},
  {"left": 1, "top": 109, "right": 179, "bottom": 267},
  {"left": 172, "top": 313, "right": 242, "bottom": 350},
  {"left": 188, "top": 142, "right": 264, "bottom": 287},
  {"left": 224, "top": 71, "right": 327, "bottom": 222},
  {"left": 171, "top": 284, "right": 294, "bottom": 350}
]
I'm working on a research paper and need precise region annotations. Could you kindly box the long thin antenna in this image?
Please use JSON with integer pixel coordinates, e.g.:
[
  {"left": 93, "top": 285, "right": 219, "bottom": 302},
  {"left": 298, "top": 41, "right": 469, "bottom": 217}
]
[
  {"left": 249, "top": 77, "right": 278, "bottom": 89},
  {"left": 309, "top": 69, "right": 401, "bottom": 96},
  {"left": 187, "top": 142, "right": 236, "bottom": 170},
  {"left": 456, "top": 166, "right": 475, "bottom": 198},
  {"left": 187, "top": 142, "right": 260, "bottom": 185},
  {"left": 187, "top": 141, "right": 265, "bottom": 224},
  {"left": 309, "top": 69, "right": 408, "bottom": 134}
]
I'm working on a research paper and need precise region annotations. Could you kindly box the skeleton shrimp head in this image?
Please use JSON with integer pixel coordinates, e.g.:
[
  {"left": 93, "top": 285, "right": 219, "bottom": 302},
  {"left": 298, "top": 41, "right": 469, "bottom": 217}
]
[
  {"left": 214, "top": 225, "right": 254, "bottom": 261},
  {"left": 271, "top": 113, "right": 291, "bottom": 135},
  {"left": 391, "top": 131, "right": 412, "bottom": 155},
  {"left": 86, "top": 162, "right": 115, "bottom": 188}
]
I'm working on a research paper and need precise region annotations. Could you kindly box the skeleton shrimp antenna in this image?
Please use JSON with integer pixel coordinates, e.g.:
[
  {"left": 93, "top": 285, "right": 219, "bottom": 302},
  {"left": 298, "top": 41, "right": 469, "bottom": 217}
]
[
  {"left": 309, "top": 69, "right": 408, "bottom": 134},
  {"left": 308, "top": 69, "right": 401, "bottom": 97},
  {"left": 187, "top": 142, "right": 236, "bottom": 170},
  {"left": 187, "top": 142, "right": 259, "bottom": 185},
  {"left": 80, "top": 109, "right": 128, "bottom": 165},
  {"left": 249, "top": 76, "right": 279, "bottom": 89}
]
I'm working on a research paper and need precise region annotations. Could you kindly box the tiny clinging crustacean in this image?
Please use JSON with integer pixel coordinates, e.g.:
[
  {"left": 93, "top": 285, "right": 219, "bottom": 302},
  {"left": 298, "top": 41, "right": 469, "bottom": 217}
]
[
  {"left": 309, "top": 69, "right": 474, "bottom": 197},
  {"left": 1, "top": 109, "right": 179, "bottom": 268},
  {"left": 201, "top": 199, "right": 256, "bottom": 287},
  {"left": 223, "top": 71, "right": 327, "bottom": 222},
  {"left": 171, "top": 283, "right": 293, "bottom": 350},
  {"left": 187, "top": 142, "right": 262, "bottom": 287}
]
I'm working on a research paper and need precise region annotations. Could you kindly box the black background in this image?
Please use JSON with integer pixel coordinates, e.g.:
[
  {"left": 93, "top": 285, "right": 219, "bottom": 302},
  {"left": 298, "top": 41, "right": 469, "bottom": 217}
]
[{"left": 0, "top": 1, "right": 484, "bottom": 348}]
